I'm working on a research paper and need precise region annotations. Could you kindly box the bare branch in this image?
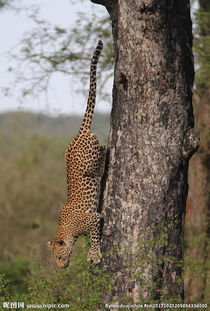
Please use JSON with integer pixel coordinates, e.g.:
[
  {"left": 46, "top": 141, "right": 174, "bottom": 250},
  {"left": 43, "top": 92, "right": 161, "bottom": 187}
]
[
  {"left": 3, "top": 4, "right": 113, "bottom": 104},
  {"left": 90, "top": 0, "right": 109, "bottom": 7}
]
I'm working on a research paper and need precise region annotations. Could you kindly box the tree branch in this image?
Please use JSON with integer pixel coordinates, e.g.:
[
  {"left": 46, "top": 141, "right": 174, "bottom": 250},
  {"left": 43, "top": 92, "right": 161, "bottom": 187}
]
[
  {"left": 90, "top": 0, "right": 109, "bottom": 7},
  {"left": 90, "top": 0, "right": 113, "bottom": 16}
]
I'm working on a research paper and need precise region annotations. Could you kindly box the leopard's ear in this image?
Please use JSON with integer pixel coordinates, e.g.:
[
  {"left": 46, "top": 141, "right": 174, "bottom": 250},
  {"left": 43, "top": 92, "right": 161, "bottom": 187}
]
[{"left": 47, "top": 241, "right": 53, "bottom": 248}]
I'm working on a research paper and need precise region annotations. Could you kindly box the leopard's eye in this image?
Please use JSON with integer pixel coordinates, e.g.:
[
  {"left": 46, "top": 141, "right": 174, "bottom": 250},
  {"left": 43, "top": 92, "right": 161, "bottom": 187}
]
[{"left": 58, "top": 256, "right": 62, "bottom": 261}]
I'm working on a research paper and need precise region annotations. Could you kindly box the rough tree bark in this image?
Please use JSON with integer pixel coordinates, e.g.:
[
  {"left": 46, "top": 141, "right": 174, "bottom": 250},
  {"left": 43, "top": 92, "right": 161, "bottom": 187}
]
[
  {"left": 185, "top": 0, "right": 210, "bottom": 302},
  {"left": 91, "top": 0, "right": 199, "bottom": 305}
]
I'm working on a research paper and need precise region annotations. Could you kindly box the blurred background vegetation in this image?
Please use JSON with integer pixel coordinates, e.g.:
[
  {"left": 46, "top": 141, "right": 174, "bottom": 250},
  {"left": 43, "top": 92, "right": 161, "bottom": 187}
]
[{"left": 0, "top": 0, "right": 209, "bottom": 309}]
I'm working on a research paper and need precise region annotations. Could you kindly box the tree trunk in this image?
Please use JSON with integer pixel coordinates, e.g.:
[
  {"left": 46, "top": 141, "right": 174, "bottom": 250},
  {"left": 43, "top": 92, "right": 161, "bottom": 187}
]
[
  {"left": 92, "top": 0, "right": 199, "bottom": 304},
  {"left": 185, "top": 0, "right": 210, "bottom": 302},
  {"left": 185, "top": 93, "right": 210, "bottom": 302}
]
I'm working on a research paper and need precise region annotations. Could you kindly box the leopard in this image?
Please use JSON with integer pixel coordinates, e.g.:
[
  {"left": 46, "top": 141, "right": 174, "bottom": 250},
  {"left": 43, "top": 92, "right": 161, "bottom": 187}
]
[{"left": 48, "top": 40, "right": 106, "bottom": 268}]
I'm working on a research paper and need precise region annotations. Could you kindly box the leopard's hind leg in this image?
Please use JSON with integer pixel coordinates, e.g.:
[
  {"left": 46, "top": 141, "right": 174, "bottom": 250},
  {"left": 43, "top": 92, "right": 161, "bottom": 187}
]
[{"left": 86, "top": 212, "right": 102, "bottom": 264}]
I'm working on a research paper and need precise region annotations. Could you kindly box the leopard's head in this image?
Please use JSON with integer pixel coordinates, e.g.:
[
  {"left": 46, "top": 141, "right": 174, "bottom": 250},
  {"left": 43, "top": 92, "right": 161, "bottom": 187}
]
[{"left": 48, "top": 238, "right": 74, "bottom": 268}]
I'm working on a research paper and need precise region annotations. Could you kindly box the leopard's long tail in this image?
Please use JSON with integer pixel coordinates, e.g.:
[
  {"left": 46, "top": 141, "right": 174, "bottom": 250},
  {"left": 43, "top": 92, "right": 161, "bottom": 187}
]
[{"left": 80, "top": 40, "right": 103, "bottom": 131}]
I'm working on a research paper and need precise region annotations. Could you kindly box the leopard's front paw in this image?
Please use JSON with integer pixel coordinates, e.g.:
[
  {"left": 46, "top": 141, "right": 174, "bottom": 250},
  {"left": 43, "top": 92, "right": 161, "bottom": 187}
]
[{"left": 87, "top": 247, "right": 102, "bottom": 264}]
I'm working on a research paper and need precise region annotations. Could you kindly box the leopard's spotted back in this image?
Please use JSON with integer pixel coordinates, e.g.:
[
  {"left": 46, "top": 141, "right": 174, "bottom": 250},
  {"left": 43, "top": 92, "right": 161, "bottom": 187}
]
[
  {"left": 48, "top": 40, "right": 105, "bottom": 268},
  {"left": 65, "top": 131, "right": 104, "bottom": 212}
]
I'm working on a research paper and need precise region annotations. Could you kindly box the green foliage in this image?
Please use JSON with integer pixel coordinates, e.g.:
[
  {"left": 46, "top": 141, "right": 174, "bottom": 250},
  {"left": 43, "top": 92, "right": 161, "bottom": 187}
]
[
  {"left": 0, "top": 256, "right": 29, "bottom": 299},
  {"left": 0, "top": 241, "right": 113, "bottom": 311},
  {"left": 0, "top": 274, "right": 10, "bottom": 302}
]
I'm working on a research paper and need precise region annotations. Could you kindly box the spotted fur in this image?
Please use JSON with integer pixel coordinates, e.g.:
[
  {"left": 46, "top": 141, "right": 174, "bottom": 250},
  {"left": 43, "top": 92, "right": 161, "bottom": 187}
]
[{"left": 48, "top": 40, "right": 105, "bottom": 268}]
